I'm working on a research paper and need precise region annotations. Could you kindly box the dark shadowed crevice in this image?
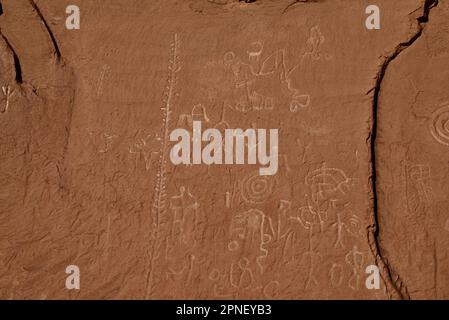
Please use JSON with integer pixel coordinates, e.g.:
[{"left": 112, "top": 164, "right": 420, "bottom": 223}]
[
  {"left": 28, "top": 0, "right": 61, "bottom": 61},
  {"left": 282, "top": 0, "right": 320, "bottom": 14},
  {"left": 0, "top": 32, "right": 23, "bottom": 84},
  {"left": 12, "top": 47, "right": 22, "bottom": 83},
  {"left": 367, "top": 0, "right": 439, "bottom": 300}
]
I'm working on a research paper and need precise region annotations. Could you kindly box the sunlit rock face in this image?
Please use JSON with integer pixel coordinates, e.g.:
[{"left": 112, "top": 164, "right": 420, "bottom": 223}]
[{"left": 0, "top": 0, "right": 448, "bottom": 300}]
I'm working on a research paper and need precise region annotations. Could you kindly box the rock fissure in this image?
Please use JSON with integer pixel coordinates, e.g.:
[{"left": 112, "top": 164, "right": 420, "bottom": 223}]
[{"left": 367, "top": 0, "right": 439, "bottom": 300}]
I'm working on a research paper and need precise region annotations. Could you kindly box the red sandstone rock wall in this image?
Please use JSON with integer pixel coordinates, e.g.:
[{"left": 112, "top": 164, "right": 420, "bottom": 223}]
[{"left": 0, "top": 0, "right": 448, "bottom": 299}]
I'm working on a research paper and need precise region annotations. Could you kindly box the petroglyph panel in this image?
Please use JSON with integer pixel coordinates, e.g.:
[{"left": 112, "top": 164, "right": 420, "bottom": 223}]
[{"left": 0, "top": 0, "right": 448, "bottom": 300}]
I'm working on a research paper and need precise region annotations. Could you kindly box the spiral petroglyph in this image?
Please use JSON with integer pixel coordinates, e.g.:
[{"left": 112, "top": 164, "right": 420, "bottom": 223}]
[
  {"left": 429, "top": 105, "right": 449, "bottom": 146},
  {"left": 241, "top": 171, "right": 276, "bottom": 204}
]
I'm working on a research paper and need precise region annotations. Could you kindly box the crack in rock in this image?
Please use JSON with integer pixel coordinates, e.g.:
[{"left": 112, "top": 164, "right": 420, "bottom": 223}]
[
  {"left": 0, "top": 30, "right": 23, "bottom": 84},
  {"left": 28, "top": 0, "right": 61, "bottom": 61},
  {"left": 283, "top": 0, "right": 320, "bottom": 14},
  {"left": 366, "top": 0, "right": 439, "bottom": 300}
]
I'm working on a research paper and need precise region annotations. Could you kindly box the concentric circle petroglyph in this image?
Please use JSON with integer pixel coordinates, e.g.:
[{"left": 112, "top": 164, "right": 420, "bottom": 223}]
[
  {"left": 241, "top": 171, "right": 276, "bottom": 204},
  {"left": 429, "top": 105, "right": 449, "bottom": 146}
]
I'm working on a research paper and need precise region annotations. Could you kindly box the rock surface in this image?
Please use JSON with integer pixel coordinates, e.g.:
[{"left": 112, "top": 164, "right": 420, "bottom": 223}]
[{"left": 0, "top": 0, "right": 447, "bottom": 299}]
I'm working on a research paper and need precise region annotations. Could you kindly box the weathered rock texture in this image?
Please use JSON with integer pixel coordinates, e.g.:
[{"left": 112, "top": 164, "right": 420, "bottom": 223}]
[{"left": 0, "top": 0, "right": 448, "bottom": 299}]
